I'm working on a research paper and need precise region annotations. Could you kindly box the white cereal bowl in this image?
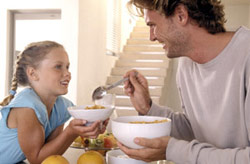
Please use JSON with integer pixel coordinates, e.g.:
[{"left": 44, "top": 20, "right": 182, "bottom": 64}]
[
  {"left": 106, "top": 149, "right": 147, "bottom": 164},
  {"left": 111, "top": 116, "right": 171, "bottom": 149},
  {"left": 67, "top": 105, "right": 114, "bottom": 123}
]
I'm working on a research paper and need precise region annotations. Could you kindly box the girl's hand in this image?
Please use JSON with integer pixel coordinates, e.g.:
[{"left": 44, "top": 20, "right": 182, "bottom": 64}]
[
  {"left": 101, "top": 118, "right": 110, "bottom": 134},
  {"left": 68, "top": 119, "right": 102, "bottom": 138}
]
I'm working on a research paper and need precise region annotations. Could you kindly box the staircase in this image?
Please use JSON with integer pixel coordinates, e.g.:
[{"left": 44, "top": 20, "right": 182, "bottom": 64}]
[{"left": 107, "top": 19, "right": 169, "bottom": 116}]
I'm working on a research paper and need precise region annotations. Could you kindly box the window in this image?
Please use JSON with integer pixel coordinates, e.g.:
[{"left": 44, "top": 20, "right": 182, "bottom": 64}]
[{"left": 106, "top": 0, "right": 121, "bottom": 56}]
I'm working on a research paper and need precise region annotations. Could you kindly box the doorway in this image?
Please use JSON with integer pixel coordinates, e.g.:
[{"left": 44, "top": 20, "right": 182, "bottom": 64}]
[{"left": 6, "top": 9, "right": 61, "bottom": 93}]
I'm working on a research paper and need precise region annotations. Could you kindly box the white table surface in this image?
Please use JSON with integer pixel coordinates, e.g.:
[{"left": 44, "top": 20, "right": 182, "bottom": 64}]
[
  {"left": 63, "top": 147, "right": 174, "bottom": 164},
  {"left": 24, "top": 146, "right": 174, "bottom": 163}
]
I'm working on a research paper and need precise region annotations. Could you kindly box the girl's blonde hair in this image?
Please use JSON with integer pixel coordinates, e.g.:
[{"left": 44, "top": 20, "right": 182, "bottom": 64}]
[{"left": 0, "top": 40, "right": 64, "bottom": 106}]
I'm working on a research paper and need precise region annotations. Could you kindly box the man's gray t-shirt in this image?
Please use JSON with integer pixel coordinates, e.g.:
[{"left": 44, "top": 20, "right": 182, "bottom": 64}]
[{"left": 148, "top": 26, "right": 250, "bottom": 164}]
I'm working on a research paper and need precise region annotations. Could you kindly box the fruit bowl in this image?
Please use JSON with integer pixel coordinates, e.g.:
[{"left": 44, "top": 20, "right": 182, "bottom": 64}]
[
  {"left": 71, "top": 132, "right": 118, "bottom": 156},
  {"left": 111, "top": 116, "right": 171, "bottom": 149}
]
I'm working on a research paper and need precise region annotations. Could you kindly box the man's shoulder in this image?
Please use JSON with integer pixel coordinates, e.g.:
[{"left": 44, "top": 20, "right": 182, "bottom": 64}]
[{"left": 234, "top": 26, "right": 250, "bottom": 42}]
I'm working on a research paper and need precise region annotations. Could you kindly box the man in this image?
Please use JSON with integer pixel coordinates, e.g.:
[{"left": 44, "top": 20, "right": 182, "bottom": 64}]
[{"left": 118, "top": 0, "right": 250, "bottom": 163}]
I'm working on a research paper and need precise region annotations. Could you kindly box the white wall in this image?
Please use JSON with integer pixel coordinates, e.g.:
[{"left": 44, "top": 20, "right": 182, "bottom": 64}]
[
  {"left": 0, "top": 4, "right": 8, "bottom": 101},
  {"left": 77, "top": 0, "right": 117, "bottom": 105},
  {"left": 224, "top": 4, "right": 250, "bottom": 30},
  {"left": 0, "top": 0, "right": 79, "bottom": 103},
  {"left": 75, "top": 0, "right": 138, "bottom": 105},
  {"left": 249, "top": 5, "right": 250, "bottom": 27}
]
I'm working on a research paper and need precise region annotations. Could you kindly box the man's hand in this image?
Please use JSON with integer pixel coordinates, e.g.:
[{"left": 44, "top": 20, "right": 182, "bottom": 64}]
[
  {"left": 117, "top": 136, "right": 171, "bottom": 162},
  {"left": 124, "top": 70, "right": 151, "bottom": 115}
]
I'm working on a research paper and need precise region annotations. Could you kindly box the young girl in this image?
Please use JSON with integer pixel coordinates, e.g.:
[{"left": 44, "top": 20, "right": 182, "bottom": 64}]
[{"left": 0, "top": 41, "right": 104, "bottom": 163}]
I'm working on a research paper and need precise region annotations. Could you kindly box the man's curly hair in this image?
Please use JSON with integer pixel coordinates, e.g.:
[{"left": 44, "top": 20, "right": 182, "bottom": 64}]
[{"left": 128, "top": 0, "right": 226, "bottom": 34}]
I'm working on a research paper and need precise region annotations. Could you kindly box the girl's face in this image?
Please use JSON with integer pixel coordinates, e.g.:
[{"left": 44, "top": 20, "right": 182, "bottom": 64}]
[{"left": 33, "top": 47, "right": 71, "bottom": 97}]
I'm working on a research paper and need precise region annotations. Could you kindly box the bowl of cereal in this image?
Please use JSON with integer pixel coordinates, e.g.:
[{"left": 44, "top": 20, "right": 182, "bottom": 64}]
[
  {"left": 68, "top": 94, "right": 115, "bottom": 125},
  {"left": 111, "top": 116, "right": 171, "bottom": 149},
  {"left": 67, "top": 104, "right": 115, "bottom": 124},
  {"left": 106, "top": 149, "right": 147, "bottom": 164}
]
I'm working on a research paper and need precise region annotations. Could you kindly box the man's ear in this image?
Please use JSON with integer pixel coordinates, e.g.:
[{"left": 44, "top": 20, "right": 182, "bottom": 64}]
[
  {"left": 174, "top": 4, "right": 189, "bottom": 25},
  {"left": 26, "top": 66, "right": 39, "bottom": 81}
]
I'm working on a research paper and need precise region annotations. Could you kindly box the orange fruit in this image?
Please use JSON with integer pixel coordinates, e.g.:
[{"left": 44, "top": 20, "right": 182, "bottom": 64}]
[
  {"left": 77, "top": 151, "right": 105, "bottom": 164},
  {"left": 41, "top": 155, "right": 69, "bottom": 164}
]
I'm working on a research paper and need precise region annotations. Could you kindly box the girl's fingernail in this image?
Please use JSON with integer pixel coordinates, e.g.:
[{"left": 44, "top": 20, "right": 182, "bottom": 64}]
[{"left": 134, "top": 138, "right": 139, "bottom": 143}]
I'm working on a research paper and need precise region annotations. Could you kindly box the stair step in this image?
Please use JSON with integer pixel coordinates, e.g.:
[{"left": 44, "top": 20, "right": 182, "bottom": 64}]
[
  {"left": 120, "top": 53, "right": 166, "bottom": 60},
  {"left": 115, "top": 59, "right": 169, "bottom": 68},
  {"left": 127, "top": 39, "right": 160, "bottom": 45},
  {"left": 130, "top": 32, "right": 149, "bottom": 38},
  {"left": 136, "top": 21, "right": 147, "bottom": 26},
  {"left": 130, "top": 35, "right": 149, "bottom": 39},
  {"left": 133, "top": 26, "right": 149, "bottom": 32},
  {"left": 115, "top": 96, "right": 160, "bottom": 106},
  {"left": 118, "top": 57, "right": 169, "bottom": 62},
  {"left": 124, "top": 45, "right": 164, "bottom": 52},
  {"left": 101, "top": 19, "right": 169, "bottom": 110},
  {"left": 107, "top": 76, "right": 165, "bottom": 86},
  {"left": 107, "top": 86, "right": 163, "bottom": 96},
  {"left": 111, "top": 67, "right": 167, "bottom": 77}
]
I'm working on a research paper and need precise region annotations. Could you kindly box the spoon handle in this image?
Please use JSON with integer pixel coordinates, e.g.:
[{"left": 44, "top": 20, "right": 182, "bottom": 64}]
[{"left": 106, "top": 77, "right": 129, "bottom": 90}]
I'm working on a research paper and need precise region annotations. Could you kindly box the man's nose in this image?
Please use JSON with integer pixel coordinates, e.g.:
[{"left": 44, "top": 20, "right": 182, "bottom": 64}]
[{"left": 150, "top": 29, "right": 157, "bottom": 41}]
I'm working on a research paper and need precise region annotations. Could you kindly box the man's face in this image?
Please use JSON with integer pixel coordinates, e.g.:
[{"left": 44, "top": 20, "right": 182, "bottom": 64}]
[{"left": 144, "top": 9, "right": 188, "bottom": 58}]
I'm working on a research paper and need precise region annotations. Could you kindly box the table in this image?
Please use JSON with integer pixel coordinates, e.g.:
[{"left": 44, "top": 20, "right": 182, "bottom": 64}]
[{"left": 63, "top": 147, "right": 174, "bottom": 164}]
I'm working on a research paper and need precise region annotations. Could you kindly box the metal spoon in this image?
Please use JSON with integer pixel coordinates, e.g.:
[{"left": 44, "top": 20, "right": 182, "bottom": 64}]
[{"left": 92, "top": 77, "right": 129, "bottom": 101}]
